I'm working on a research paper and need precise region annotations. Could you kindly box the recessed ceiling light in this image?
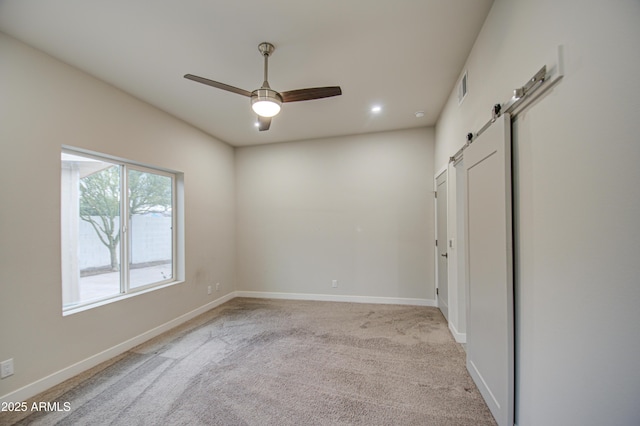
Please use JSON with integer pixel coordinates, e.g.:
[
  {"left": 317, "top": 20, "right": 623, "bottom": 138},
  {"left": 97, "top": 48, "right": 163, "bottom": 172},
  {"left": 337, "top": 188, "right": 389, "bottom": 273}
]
[
  {"left": 415, "top": 111, "right": 425, "bottom": 118},
  {"left": 371, "top": 105, "right": 382, "bottom": 113}
]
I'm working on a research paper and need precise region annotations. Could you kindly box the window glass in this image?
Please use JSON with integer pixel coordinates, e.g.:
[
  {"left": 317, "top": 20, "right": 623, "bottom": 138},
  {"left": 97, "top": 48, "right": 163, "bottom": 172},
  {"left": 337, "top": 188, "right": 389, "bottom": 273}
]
[{"left": 128, "top": 169, "right": 173, "bottom": 289}]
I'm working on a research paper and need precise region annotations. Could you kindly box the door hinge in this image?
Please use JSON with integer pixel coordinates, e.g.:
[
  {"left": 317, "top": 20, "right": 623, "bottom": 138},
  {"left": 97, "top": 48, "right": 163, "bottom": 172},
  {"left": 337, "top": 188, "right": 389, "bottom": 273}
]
[
  {"left": 435, "top": 239, "right": 438, "bottom": 247},
  {"left": 434, "top": 191, "right": 437, "bottom": 198},
  {"left": 436, "top": 288, "right": 439, "bottom": 295}
]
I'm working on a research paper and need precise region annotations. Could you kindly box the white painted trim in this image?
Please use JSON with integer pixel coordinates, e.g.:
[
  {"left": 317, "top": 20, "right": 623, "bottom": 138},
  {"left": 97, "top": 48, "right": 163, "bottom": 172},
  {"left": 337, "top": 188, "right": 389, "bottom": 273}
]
[
  {"left": 448, "top": 321, "right": 467, "bottom": 343},
  {"left": 236, "top": 291, "right": 437, "bottom": 307},
  {"left": 1, "top": 290, "right": 436, "bottom": 404},
  {"left": 63, "top": 280, "right": 185, "bottom": 316},
  {"left": 434, "top": 166, "right": 449, "bottom": 317},
  {"left": 435, "top": 164, "right": 449, "bottom": 180},
  {"left": 0, "top": 292, "right": 235, "bottom": 404}
]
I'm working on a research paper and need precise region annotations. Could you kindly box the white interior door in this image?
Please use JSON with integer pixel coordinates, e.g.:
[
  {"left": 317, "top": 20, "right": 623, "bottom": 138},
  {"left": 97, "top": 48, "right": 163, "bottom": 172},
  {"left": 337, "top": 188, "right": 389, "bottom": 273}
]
[
  {"left": 436, "top": 170, "right": 449, "bottom": 320},
  {"left": 464, "top": 113, "right": 514, "bottom": 426}
]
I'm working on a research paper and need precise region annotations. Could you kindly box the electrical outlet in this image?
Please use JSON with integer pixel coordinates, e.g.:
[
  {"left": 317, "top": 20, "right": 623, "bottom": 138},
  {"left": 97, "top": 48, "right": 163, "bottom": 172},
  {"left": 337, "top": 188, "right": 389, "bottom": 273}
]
[
  {"left": 332, "top": 280, "right": 338, "bottom": 288},
  {"left": 216, "top": 283, "right": 220, "bottom": 292},
  {"left": 207, "top": 285, "right": 212, "bottom": 295},
  {"left": 1, "top": 359, "right": 14, "bottom": 379}
]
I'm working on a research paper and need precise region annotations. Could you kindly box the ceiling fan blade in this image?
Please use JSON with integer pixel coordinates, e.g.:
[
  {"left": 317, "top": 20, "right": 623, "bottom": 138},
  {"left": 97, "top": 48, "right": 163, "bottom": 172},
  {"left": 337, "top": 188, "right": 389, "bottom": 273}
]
[
  {"left": 258, "top": 116, "right": 271, "bottom": 131},
  {"left": 184, "top": 74, "right": 252, "bottom": 97},
  {"left": 281, "top": 86, "right": 342, "bottom": 103}
]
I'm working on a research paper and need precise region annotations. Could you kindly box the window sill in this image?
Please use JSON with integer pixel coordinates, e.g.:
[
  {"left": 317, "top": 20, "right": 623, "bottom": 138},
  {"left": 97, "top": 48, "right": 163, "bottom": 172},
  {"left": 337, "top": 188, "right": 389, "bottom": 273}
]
[{"left": 62, "top": 280, "right": 184, "bottom": 317}]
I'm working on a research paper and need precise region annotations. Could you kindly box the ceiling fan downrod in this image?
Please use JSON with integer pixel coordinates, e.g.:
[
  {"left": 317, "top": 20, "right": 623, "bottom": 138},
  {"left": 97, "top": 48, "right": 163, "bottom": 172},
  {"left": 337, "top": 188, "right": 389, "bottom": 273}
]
[{"left": 258, "top": 42, "right": 275, "bottom": 89}]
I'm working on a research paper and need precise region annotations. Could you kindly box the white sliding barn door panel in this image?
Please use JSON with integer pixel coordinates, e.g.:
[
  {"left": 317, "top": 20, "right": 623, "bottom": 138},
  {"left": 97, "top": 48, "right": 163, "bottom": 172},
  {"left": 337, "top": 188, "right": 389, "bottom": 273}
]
[{"left": 464, "top": 114, "right": 514, "bottom": 426}]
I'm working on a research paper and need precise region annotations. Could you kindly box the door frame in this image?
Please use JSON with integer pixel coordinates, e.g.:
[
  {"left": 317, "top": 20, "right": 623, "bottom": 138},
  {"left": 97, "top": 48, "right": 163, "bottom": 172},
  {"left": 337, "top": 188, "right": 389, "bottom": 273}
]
[
  {"left": 434, "top": 165, "right": 448, "bottom": 319},
  {"left": 435, "top": 163, "right": 467, "bottom": 343}
]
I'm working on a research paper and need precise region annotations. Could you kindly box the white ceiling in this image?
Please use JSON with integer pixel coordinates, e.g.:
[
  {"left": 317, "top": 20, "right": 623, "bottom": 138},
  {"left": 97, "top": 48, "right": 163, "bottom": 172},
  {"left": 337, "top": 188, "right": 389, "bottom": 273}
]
[{"left": 0, "top": 0, "right": 493, "bottom": 147}]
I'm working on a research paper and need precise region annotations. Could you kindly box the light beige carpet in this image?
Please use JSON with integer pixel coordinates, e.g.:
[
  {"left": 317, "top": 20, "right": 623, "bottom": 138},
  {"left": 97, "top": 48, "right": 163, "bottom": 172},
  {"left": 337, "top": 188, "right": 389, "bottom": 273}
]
[{"left": 2, "top": 298, "right": 496, "bottom": 425}]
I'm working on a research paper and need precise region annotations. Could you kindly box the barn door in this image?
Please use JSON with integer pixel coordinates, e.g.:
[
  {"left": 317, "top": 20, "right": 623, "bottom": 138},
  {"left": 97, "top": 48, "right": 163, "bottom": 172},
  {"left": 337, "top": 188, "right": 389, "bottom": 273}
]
[{"left": 464, "top": 113, "right": 514, "bottom": 426}]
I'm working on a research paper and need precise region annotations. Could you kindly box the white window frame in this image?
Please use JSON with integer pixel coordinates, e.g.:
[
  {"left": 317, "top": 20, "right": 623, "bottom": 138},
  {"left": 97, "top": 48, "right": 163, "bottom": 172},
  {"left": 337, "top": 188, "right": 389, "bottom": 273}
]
[{"left": 61, "top": 147, "right": 183, "bottom": 315}]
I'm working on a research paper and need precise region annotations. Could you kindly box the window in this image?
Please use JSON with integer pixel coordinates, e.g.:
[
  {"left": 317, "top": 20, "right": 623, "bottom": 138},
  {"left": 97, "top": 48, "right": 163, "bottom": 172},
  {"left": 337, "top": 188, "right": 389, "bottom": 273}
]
[{"left": 61, "top": 149, "right": 180, "bottom": 312}]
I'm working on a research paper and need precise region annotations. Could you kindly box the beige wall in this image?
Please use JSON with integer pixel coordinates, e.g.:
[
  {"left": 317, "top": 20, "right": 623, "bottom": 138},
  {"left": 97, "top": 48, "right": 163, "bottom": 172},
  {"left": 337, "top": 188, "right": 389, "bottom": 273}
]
[
  {"left": 0, "top": 33, "right": 236, "bottom": 399},
  {"left": 236, "top": 128, "right": 435, "bottom": 301},
  {"left": 435, "top": 1, "right": 640, "bottom": 424},
  {"left": 0, "top": 32, "right": 436, "bottom": 402}
]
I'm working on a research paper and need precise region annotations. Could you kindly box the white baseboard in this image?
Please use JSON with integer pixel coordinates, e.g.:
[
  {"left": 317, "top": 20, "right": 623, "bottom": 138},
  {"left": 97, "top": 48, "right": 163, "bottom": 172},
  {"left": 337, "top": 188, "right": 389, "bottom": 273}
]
[
  {"left": 0, "top": 292, "right": 235, "bottom": 405},
  {"left": 448, "top": 321, "right": 467, "bottom": 343},
  {"left": 236, "top": 291, "right": 437, "bottom": 307},
  {"left": 1, "top": 290, "right": 435, "bottom": 404}
]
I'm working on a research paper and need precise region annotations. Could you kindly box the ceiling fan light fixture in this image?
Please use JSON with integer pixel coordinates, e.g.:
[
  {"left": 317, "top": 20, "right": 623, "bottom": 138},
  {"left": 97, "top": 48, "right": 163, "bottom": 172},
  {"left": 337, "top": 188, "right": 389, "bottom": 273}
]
[
  {"left": 185, "top": 42, "right": 342, "bottom": 130},
  {"left": 251, "top": 88, "right": 282, "bottom": 117}
]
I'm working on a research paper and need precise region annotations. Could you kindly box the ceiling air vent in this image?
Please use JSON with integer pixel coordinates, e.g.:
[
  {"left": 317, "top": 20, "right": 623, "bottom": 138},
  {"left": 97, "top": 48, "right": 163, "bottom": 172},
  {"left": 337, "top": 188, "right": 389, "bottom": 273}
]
[{"left": 457, "top": 71, "right": 468, "bottom": 104}]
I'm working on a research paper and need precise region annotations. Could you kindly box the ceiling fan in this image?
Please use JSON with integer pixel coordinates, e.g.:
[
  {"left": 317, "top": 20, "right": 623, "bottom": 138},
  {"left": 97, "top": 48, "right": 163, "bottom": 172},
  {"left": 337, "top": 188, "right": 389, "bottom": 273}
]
[{"left": 184, "top": 42, "right": 342, "bottom": 131}]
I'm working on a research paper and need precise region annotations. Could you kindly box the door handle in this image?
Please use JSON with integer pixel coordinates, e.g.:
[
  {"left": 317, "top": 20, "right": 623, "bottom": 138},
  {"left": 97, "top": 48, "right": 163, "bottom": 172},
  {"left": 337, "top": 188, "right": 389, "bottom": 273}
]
[{"left": 441, "top": 253, "right": 448, "bottom": 258}]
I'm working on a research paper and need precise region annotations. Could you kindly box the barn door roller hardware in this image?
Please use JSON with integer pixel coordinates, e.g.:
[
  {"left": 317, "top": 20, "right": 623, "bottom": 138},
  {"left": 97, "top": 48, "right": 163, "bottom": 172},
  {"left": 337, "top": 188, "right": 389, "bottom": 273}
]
[{"left": 450, "top": 61, "right": 562, "bottom": 164}]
